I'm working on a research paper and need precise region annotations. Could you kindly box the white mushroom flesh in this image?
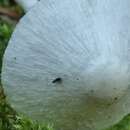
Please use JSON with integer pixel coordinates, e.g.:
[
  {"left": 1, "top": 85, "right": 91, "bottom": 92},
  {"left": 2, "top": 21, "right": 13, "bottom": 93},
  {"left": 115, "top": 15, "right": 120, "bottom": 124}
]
[{"left": 2, "top": 0, "right": 130, "bottom": 130}]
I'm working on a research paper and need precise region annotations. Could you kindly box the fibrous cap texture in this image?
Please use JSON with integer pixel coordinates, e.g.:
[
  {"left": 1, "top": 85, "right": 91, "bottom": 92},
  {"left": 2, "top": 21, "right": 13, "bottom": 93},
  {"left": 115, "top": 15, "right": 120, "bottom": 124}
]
[{"left": 2, "top": 0, "right": 130, "bottom": 130}]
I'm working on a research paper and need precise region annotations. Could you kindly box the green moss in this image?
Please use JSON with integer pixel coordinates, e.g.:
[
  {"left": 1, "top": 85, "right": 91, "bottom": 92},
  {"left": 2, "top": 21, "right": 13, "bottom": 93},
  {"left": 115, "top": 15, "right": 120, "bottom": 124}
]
[
  {"left": 0, "top": 0, "right": 10, "bottom": 6},
  {"left": 0, "top": 19, "right": 13, "bottom": 76},
  {"left": 0, "top": 88, "right": 53, "bottom": 130},
  {"left": 104, "top": 114, "right": 130, "bottom": 130}
]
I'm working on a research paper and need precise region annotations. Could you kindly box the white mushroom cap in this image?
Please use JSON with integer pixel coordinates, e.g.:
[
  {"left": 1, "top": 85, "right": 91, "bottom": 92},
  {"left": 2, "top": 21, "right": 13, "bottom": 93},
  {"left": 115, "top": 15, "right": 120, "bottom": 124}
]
[
  {"left": 2, "top": 0, "right": 130, "bottom": 130},
  {"left": 15, "top": 0, "right": 38, "bottom": 11}
]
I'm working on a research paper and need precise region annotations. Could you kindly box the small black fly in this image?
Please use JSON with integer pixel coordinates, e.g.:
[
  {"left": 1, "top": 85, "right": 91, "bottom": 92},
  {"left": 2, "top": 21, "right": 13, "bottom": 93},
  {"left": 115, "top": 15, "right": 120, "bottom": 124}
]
[{"left": 52, "top": 77, "right": 62, "bottom": 84}]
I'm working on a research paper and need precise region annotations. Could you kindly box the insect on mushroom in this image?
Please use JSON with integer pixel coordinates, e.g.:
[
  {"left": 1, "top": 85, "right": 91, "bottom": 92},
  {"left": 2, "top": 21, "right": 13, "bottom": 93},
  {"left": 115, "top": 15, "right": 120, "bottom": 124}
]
[
  {"left": 52, "top": 77, "right": 62, "bottom": 84},
  {"left": 1, "top": 0, "right": 130, "bottom": 130}
]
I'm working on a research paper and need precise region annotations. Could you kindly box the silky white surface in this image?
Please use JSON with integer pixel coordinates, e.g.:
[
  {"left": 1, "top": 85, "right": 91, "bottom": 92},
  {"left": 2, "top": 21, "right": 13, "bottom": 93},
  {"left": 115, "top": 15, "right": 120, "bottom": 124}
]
[
  {"left": 2, "top": 0, "right": 130, "bottom": 130},
  {"left": 15, "top": 0, "right": 38, "bottom": 11}
]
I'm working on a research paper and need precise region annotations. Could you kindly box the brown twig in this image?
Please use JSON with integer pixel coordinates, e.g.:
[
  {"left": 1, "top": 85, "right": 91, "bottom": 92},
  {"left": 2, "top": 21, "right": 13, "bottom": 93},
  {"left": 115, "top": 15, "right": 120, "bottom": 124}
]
[
  {"left": 0, "top": 6, "right": 21, "bottom": 20},
  {"left": 0, "top": 84, "right": 6, "bottom": 100}
]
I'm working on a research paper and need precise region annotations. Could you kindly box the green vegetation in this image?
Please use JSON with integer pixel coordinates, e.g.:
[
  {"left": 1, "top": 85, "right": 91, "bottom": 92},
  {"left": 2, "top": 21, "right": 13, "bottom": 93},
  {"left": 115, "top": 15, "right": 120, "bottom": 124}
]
[
  {"left": 0, "top": 98, "right": 53, "bottom": 130},
  {"left": 0, "top": 85, "right": 52, "bottom": 130},
  {"left": 0, "top": 19, "right": 12, "bottom": 75},
  {"left": 0, "top": 0, "right": 24, "bottom": 13},
  {"left": 0, "top": 0, "right": 10, "bottom": 6},
  {"left": 104, "top": 114, "right": 130, "bottom": 130}
]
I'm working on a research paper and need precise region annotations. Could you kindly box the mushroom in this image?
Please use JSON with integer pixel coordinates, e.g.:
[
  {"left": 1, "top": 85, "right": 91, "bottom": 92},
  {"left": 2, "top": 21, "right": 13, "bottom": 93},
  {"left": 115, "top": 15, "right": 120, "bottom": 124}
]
[
  {"left": 15, "top": 0, "right": 39, "bottom": 11},
  {"left": 1, "top": 0, "right": 130, "bottom": 130}
]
